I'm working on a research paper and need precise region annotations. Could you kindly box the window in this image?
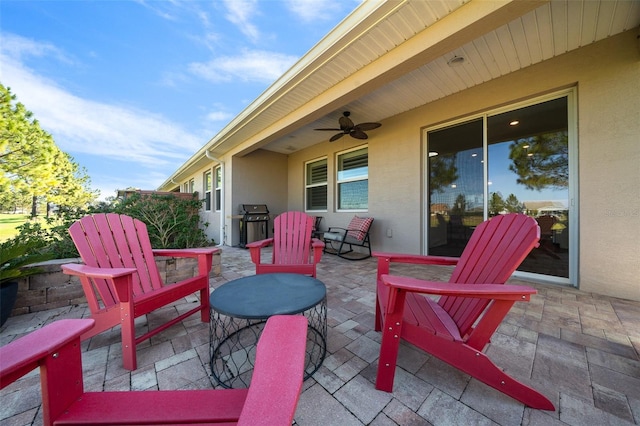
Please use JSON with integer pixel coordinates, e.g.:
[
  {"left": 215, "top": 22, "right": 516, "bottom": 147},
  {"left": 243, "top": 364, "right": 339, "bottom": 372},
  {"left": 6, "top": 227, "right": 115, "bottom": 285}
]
[
  {"left": 337, "top": 146, "right": 368, "bottom": 210},
  {"left": 204, "top": 171, "right": 212, "bottom": 211},
  {"left": 214, "top": 167, "right": 221, "bottom": 211},
  {"left": 184, "top": 179, "right": 194, "bottom": 194},
  {"left": 305, "top": 158, "right": 327, "bottom": 211}
]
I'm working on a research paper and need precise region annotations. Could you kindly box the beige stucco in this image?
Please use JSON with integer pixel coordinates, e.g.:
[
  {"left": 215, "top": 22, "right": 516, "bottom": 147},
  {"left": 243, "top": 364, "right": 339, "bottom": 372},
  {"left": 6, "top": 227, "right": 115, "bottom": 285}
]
[
  {"left": 195, "top": 149, "right": 289, "bottom": 246},
  {"left": 576, "top": 30, "right": 640, "bottom": 301}
]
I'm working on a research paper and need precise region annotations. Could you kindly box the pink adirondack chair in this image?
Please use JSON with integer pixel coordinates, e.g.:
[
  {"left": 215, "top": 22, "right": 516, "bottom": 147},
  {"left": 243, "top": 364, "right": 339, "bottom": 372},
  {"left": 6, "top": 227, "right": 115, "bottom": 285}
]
[
  {"left": 61, "top": 213, "right": 219, "bottom": 370},
  {"left": 247, "top": 211, "right": 324, "bottom": 277},
  {"left": 0, "top": 315, "right": 308, "bottom": 425},
  {"left": 374, "top": 214, "right": 555, "bottom": 410}
]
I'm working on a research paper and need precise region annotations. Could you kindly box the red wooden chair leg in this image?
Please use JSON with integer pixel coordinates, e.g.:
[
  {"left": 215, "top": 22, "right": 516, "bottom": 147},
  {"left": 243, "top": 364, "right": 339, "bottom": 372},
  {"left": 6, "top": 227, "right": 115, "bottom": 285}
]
[
  {"left": 375, "top": 318, "right": 403, "bottom": 392},
  {"left": 423, "top": 334, "right": 555, "bottom": 410},
  {"left": 374, "top": 296, "right": 383, "bottom": 332},
  {"left": 121, "top": 303, "right": 137, "bottom": 371},
  {"left": 200, "top": 287, "right": 210, "bottom": 322},
  {"left": 41, "top": 329, "right": 86, "bottom": 425},
  {"left": 376, "top": 330, "right": 400, "bottom": 392},
  {"left": 459, "top": 349, "right": 554, "bottom": 410}
]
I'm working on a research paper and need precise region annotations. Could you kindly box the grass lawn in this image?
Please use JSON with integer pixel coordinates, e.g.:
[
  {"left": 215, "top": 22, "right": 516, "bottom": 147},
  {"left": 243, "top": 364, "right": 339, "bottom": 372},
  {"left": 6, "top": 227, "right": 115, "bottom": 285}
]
[{"left": 0, "top": 213, "right": 30, "bottom": 241}]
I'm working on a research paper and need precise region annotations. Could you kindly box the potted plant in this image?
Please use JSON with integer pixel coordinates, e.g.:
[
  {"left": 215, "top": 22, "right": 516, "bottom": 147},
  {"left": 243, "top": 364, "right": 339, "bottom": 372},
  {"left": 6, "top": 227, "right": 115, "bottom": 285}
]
[{"left": 0, "top": 238, "right": 54, "bottom": 326}]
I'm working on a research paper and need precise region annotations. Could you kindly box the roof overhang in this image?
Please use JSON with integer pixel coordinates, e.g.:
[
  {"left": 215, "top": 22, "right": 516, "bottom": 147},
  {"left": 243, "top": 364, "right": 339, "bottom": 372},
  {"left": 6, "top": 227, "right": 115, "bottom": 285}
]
[{"left": 159, "top": 0, "right": 639, "bottom": 190}]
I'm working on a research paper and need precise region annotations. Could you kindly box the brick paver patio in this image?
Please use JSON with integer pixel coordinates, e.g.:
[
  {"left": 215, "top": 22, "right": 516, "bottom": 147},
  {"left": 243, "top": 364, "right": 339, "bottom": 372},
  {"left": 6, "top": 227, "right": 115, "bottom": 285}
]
[{"left": 1, "top": 246, "right": 639, "bottom": 425}]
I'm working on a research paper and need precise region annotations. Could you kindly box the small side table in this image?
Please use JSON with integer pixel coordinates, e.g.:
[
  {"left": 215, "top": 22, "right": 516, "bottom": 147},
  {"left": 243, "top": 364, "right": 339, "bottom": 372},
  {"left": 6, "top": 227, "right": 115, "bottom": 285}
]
[{"left": 209, "top": 273, "right": 327, "bottom": 388}]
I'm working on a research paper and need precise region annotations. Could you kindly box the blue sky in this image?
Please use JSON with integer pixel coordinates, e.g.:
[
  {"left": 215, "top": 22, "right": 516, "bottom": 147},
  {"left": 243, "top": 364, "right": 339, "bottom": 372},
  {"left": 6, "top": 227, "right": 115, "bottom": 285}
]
[{"left": 1, "top": 0, "right": 359, "bottom": 200}]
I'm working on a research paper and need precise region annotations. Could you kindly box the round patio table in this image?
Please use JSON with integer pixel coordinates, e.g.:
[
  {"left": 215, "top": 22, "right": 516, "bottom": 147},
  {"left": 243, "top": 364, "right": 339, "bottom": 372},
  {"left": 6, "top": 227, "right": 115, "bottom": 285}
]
[{"left": 209, "top": 273, "right": 327, "bottom": 388}]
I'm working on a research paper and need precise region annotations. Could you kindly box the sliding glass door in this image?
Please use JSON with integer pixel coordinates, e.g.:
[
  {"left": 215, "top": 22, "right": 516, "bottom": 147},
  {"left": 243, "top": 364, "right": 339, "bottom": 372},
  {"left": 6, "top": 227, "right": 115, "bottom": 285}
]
[
  {"left": 426, "top": 92, "right": 575, "bottom": 283},
  {"left": 427, "top": 119, "right": 484, "bottom": 255}
]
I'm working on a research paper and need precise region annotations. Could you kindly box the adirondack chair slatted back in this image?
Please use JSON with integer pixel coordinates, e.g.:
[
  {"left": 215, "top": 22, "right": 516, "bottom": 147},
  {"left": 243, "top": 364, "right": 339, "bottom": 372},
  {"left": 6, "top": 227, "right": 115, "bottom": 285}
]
[
  {"left": 272, "top": 211, "right": 314, "bottom": 265},
  {"left": 69, "top": 213, "right": 163, "bottom": 308},
  {"left": 439, "top": 214, "right": 540, "bottom": 337}
]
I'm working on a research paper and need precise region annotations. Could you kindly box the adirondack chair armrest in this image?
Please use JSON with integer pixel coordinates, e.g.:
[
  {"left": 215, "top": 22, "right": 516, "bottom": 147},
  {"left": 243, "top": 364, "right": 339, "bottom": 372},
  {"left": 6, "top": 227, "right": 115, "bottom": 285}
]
[
  {"left": 62, "top": 264, "right": 137, "bottom": 302},
  {"left": 237, "top": 315, "right": 308, "bottom": 425},
  {"left": 247, "top": 238, "right": 275, "bottom": 265},
  {"left": 152, "top": 247, "right": 219, "bottom": 257},
  {"left": 373, "top": 252, "right": 459, "bottom": 276},
  {"left": 246, "top": 238, "right": 274, "bottom": 249},
  {"left": 153, "top": 247, "right": 219, "bottom": 275},
  {"left": 310, "top": 238, "right": 325, "bottom": 264},
  {"left": 374, "top": 252, "right": 459, "bottom": 266},
  {"left": 381, "top": 274, "right": 537, "bottom": 300},
  {"left": 0, "top": 319, "right": 95, "bottom": 389},
  {"left": 61, "top": 263, "right": 137, "bottom": 280}
]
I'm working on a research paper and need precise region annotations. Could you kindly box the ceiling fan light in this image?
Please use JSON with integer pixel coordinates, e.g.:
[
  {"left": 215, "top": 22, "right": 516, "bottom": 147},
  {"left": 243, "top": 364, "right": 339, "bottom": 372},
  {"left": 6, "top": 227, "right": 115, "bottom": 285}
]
[{"left": 447, "top": 56, "right": 465, "bottom": 66}]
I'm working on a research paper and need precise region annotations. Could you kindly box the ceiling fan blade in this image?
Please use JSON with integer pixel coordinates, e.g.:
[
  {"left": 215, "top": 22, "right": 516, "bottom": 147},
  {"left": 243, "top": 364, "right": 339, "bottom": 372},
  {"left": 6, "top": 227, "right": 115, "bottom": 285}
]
[
  {"left": 354, "top": 122, "right": 381, "bottom": 131},
  {"left": 316, "top": 112, "right": 380, "bottom": 139},
  {"left": 350, "top": 129, "right": 368, "bottom": 139}
]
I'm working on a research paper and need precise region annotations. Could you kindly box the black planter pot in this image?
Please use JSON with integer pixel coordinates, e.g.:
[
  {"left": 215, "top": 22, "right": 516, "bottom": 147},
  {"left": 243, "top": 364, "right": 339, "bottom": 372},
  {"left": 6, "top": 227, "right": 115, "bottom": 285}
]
[{"left": 1, "top": 281, "right": 19, "bottom": 327}]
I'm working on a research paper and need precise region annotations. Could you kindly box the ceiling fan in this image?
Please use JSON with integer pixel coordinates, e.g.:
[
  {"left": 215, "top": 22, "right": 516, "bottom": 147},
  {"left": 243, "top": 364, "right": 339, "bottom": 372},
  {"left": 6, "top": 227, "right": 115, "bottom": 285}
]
[{"left": 314, "top": 111, "right": 381, "bottom": 142}]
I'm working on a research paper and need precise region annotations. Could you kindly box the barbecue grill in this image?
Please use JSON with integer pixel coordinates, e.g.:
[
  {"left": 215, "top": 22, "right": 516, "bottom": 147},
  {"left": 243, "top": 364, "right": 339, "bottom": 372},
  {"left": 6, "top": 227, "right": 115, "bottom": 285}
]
[{"left": 239, "top": 204, "right": 270, "bottom": 248}]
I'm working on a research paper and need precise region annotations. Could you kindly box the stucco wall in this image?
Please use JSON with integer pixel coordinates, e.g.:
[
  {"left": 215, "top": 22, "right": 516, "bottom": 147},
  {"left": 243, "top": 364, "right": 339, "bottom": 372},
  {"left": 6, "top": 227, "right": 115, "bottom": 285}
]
[
  {"left": 230, "top": 149, "right": 289, "bottom": 246},
  {"left": 182, "top": 165, "right": 223, "bottom": 244},
  {"left": 576, "top": 30, "right": 640, "bottom": 301},
  {"left": 289, "top": 29, "right": 640, "bottom": 301}
]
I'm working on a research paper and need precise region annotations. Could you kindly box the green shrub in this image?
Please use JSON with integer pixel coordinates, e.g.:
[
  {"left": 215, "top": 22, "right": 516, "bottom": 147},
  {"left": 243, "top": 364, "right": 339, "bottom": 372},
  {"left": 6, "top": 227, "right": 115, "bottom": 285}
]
[
  {"left": 113, "top": 193, "right": 213, "bottom": 249},
  {"left": 12, "top": 193, "right": 213, "bottom": 259},
  {"left": 0, "top": 238, "right": 56, "bottom": 284}
]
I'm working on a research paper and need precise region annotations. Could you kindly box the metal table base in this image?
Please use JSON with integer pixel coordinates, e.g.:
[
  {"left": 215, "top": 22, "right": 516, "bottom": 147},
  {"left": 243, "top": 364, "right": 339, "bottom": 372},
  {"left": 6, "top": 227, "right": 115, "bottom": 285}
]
[{"left": 209, "top": 297, "right": 327, "bottom": 389}]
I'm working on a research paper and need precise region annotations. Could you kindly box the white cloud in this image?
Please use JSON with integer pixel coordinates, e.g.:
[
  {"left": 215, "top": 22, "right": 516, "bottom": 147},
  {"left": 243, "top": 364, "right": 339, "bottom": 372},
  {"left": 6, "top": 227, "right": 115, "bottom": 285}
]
[
  {"left": 0, "top": 34, "right": 202, "bottom": 168},
  {"left": 133, "top": 0, "right": 180, "bottom": 22},
  {"left": 283, "top": 0, "right": 347, "bottom": 23},
  {"left": 223, "top": 0, "right": 261, "bottom": 44},
  {"left": 206, "top": 110, "right": 234, "bottom": 122},
  {"left": 1, "top": 33, "right": 73, "bottom": 64},
  {"left": 188, "top": 49, "right": 297, "bottom": 83}
]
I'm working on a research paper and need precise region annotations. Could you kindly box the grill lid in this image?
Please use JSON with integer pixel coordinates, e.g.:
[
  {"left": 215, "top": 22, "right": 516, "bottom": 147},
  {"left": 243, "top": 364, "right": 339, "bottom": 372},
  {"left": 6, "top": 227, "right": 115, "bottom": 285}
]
[{"left": 241, "top": 204, "right": 269, "bottom": 215}]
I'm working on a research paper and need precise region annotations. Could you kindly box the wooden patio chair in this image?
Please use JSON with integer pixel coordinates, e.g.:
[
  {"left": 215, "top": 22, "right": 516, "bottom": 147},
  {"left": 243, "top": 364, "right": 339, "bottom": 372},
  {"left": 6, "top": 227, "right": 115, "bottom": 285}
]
[
  {"left": 311, "top": 215, "right": 323, "bottom": 239},
  {"left": 374, "top": 213, "right": 555, "bottom": 410},
  {"left": 0, "top": 315, "right": 308, "bottom": 425},
  {"left": 61, "top": 213, "right": 219, "bottom": 370},
  {"left": 247, "top": 211, "right": 324, "bottom": 277},
  {"left": 323, "top": 215, "right": 374, "bottom": 260},
  {"left": 535, "top": 214, "right": 561, "bottom": 259}
]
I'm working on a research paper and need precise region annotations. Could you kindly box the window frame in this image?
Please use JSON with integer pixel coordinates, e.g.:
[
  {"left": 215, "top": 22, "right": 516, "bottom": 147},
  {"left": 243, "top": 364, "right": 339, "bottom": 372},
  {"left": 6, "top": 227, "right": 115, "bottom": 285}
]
[
  {"left": 336, "top": 145, "right": 368, "bottom": 212},
  {"left": 214, "top": 166, "right": 222, "bottom": 212},
  {"left": 186, "top": 179, "right": 195, "bottom": 194},
  {"left": 304, "top": 157, "right": 328, "bottom": 212},
  {"left": 203, "top": 170, "right": 212, "bottom": 212}
]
